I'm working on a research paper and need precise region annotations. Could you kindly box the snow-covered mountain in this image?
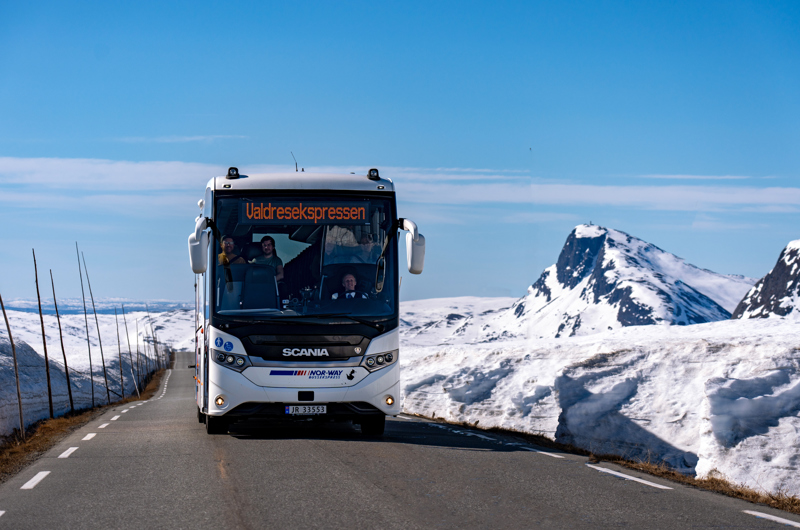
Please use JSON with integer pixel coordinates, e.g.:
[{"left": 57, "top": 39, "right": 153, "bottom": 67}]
[
  {"left": 490, "top": 225, "right": 756, "bottom": 339},
  {"left": 732, "top": 239, "right": 800, "bottom": 319}
]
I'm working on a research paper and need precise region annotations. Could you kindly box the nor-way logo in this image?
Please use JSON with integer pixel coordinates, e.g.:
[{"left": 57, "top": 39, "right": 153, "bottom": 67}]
[
  {"left": 270, "top": 369, "right": 344, "bottom": 380},
  {"left": 282, "top": 348, "right": 329, "bottom": 357}
]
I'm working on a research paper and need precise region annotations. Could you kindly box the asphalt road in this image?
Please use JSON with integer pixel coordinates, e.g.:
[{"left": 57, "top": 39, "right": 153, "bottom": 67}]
[{"left": 1, "top": 351, "right": 799, "bottom": 529}]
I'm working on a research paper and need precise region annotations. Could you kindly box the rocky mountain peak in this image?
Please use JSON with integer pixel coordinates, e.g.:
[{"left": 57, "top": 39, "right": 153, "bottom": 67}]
[{"left": 732, "top": 240, "right": 800, "bottom": 319}]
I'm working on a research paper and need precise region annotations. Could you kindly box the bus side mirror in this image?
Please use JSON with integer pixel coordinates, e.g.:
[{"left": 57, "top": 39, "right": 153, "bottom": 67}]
[
  {"left": 406, "top": 232, "right": 425, "bottom": 274},
  {"left": 188, "top": 231, "right": 209, "bottom": 274}
]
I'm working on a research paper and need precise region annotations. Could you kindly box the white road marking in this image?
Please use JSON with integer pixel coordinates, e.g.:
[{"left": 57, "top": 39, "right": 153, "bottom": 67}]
[
  {"left": 585, "top": 464, "right": 672, "bottom": 490},
  {"left": 521, "top": 447, "right": 565, "bottom": 459},
  {"left": 0, "top": 510, "right": 5, "bottom": 517},
  {"left": 743, "top": 510, "right": 800, "bottom": 528},
  {"left": 58, "top": 447, "right": 79, "bottom": 459},
  {"left": 82, "top": 433, "right": 96, "bottom": 440},
  {"left": 21, "top": 471, "right": 50, "bottom": 490},
  {"left": 121, "top": 409, "right": 128, "bottom": 413},
  {"left": 98, "top": 423, "right": 109, "bottom": 429},
  {"left": 111, "top": 415, "right": 120, "bottom": 421}
]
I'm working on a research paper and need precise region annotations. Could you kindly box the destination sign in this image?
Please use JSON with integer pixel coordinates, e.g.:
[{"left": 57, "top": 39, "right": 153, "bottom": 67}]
[{"left": 239, "top": 201, "right": 368, "bottom": 225}]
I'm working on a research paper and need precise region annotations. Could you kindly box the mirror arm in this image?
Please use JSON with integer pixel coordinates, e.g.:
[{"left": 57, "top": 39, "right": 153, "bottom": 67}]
[{"left": 401, "top": 218, "right": 419, "bottom": 242}]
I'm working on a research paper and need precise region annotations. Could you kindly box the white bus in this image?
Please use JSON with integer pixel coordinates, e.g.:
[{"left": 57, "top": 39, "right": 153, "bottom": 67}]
[{"left": 188, "top": 167, "right": 425, "bottom": 435}]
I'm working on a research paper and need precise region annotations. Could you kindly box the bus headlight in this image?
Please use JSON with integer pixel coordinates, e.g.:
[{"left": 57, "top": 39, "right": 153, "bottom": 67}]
[
  {"left": 361, "top": 350, "right": 398, "bottom": 372},
  {"left": 385, "top": 396, "right": 395, "bottom": 406},
  {"left": 215, "top": 396, "right": 225, "bottom": 406},
  {"left": 212, "top": 351, "right": 251, "bottom": 372}
]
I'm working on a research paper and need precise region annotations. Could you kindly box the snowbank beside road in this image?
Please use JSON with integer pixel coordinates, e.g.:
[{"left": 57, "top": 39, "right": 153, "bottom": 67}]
[
  {"left": 399, "top": 297, "right": 800, "bottom": 497},
  {"left": 0, "top": 308, "right": 194, "bottom": 437}
]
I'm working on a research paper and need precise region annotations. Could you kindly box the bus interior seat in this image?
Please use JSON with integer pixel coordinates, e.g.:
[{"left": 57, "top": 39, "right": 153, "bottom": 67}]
[{"left": 241, "top": 265, "right": 279, "bottom": 310}]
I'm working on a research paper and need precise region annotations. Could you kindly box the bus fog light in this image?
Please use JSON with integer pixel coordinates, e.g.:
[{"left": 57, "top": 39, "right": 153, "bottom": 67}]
[
  {"left": 226, "top": 355, "right": 235, "bottom": 364},
  {"left": 215, "top": 396, "right": 225, "bottom": 406},
  {"left": 376, "top": 355, "right": 385, "bottom": 365},
  {"left": 385, "top": 396, "right": 394, "bottom": 406}
]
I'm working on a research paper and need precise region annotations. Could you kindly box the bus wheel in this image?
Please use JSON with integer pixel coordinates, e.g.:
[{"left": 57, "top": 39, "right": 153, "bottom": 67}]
[
  {"left": 197, "top": 407, "right": 205, "bottom": 423},
  {"left": 360, "top": 416, "right": 385, "bottom": 437},
  {"left": 206, "top": 415, "right": 228, "bottom": 435}
]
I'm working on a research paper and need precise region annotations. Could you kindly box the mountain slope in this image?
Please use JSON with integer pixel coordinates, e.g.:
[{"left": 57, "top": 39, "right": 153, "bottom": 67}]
[
  {"left": 490, "top": 225, "right": 756, "bottom": 339},
  {"left": 732, "top": 239, "right": 800, "bottom": 319}
]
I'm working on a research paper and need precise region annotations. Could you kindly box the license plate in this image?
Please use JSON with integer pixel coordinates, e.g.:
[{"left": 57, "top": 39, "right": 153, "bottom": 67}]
[{"left": 285, "top": 405, "right": 327, "bottom": 415}]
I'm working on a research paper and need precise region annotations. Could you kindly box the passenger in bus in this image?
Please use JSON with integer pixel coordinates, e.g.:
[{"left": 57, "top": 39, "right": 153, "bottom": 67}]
[
  {"left": 350, "top": 234, "right": 380, "bottom": 264},
  {"left": 331, "top": 273, "right": 368, "bottom": 299},
  {"left": 218, "top": 236, "right": 246, "bottom": 266},
  {"left": 249, "top": 235, "right": 284, "bottom": 281}
]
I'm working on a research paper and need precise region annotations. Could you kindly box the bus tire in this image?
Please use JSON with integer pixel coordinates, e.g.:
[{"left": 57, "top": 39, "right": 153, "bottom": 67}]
[
  {"left": 206, "top": 414, "right": 228, "bottom": 435},
  {"left": 360, "top": 416, "right": 385, "bottom": 437}
]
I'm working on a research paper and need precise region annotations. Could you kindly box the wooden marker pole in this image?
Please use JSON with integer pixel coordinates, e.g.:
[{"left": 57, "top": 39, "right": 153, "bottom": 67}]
[
  {"left": 1, "top": 293, "right": 26, "bottom": 440},
  {"left": 114, "top": 308, "right": 125, "bottom": 400},
  {"left": 77, "top": 243, "right": 94, "bottom": 408},
  {"left": 122, "top": 305, "right": 139, "bottom": 397},
  {"left": 33, "top": 250, "right": 54, "bottom": 419},
  {"left": 50, "top": 270, "right": 74, "bottom": 413},
  {"left": 81, "top": 252, "right": 110, "bottom": 405}
]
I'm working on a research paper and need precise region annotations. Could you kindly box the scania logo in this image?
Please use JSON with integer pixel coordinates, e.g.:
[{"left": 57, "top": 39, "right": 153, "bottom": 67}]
[{"left": 282, "top": 348, "right": 330, "bottom": 357}]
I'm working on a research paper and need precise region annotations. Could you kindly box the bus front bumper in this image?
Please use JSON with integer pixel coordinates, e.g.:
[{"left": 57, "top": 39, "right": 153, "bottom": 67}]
[{"left": 206, "top": 361, "right": 401, "bottom": 418}]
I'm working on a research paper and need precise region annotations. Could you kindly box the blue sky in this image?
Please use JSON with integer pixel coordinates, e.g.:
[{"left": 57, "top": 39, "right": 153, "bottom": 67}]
[{"left": 1, "top": 1, "right": 799, "bottom": 302}]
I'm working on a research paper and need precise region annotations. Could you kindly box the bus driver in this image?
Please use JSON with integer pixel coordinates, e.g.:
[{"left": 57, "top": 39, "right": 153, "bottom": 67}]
[{"left": 331, "top": 273, "right": 368, "bottom": 300}]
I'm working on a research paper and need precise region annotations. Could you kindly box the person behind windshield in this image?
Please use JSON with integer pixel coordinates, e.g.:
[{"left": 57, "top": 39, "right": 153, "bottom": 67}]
[
  {"left": 250, "top": 235, "right": 284, "bottom": 281},
  {"left": 218, "top": 236, "right": 246, "bottom": 266},
  {"left": 331, "top": 273, "right": 368, "bottom": 299},
  {"left": 351, "top": 234, "right": 380, "bottom": 264}
]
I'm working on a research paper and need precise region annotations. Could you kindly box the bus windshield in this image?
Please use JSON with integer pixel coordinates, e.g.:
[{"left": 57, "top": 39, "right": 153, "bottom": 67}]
[{"left": 211, "top": 195, "right": 397, "bottom": 321}]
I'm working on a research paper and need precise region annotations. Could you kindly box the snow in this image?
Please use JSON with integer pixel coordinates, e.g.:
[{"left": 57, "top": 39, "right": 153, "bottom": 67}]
[
  {"left": 399, "top": 296, "right": 800, "bottom": 497},
  {"left": 0, "top": 308, "right": 194, "bottom": 437},
  {"left": 787, "top": 239, "right": 800, "bottom": 253},
  {"left": 3, "top": 295, "right": 799, "bottom": 499},
  {"left": 574, "top": 224, "right": 605, "bottom": 238}
]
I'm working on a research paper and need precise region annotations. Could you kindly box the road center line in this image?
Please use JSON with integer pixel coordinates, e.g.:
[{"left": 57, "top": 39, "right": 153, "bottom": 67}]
[
  {"left": 82, "top": 433, "right": 96, "bottom": 440},
  {"left": 58, "top": 447, "right": 79, "bottom": 459},
  {"left": 98, "top": 423, "right": 109, "bottom": 429},
  {"left": 743, "top": 510, "right": 800, "bottom": 527},
  {"left": 121, "top": 410, "right": 128, "bottom": 413},
  {"left": 521, "top": 447, "right": 565, "bottom": 459},
  {"left": 585, "top": 464, "right": 672, "bottom": 490},
  {"left": 111, "top": 415, "right": 120, "bottom": 421},
  {"left": 0, "top": 510, "right": 5, "bottom": 517},
  {"left": 21, "top": 471, "right": 50, "bottom": 490}
]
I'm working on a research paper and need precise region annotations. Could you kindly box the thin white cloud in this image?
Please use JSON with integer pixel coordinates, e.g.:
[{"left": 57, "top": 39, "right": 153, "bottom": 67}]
[
  {"left": 116, "top": 135, "right": 248, "bottom": 143},
  {"left": 640, "top": 174, "right": 751, "bottom": 180},
  {"left": 2, "top": 157, "right": 799, "bottom": 213}
]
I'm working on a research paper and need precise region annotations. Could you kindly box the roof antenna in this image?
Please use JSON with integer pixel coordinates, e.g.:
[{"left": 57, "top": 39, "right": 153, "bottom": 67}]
[{"left": 291, "top": 152, "right": 298, "bottom": 172}]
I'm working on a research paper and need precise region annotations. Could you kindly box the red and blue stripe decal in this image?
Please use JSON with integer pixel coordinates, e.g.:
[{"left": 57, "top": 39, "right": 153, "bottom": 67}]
[{"left": 270, "top": 370, "right": 308, "bottom": 376}]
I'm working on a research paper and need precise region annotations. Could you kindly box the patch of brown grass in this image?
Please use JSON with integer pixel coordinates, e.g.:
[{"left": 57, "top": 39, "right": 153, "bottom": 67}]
[
  {"left": 0, "top": 369, "right": 167, "bottom": 485},
  {"left": 408, "top": 414, "right": 800, "bottom": 515}
]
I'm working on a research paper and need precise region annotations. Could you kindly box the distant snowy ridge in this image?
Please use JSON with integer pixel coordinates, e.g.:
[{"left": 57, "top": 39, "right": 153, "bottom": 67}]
[
  {"left": 733, "top": 239, "right": 800, "bottom": 319},
  {"left": 4, "top": 298, "right": 193, "bottom": 315},
  {"left": 487, "top": 225, "right": 756, "bottom": 339}
]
